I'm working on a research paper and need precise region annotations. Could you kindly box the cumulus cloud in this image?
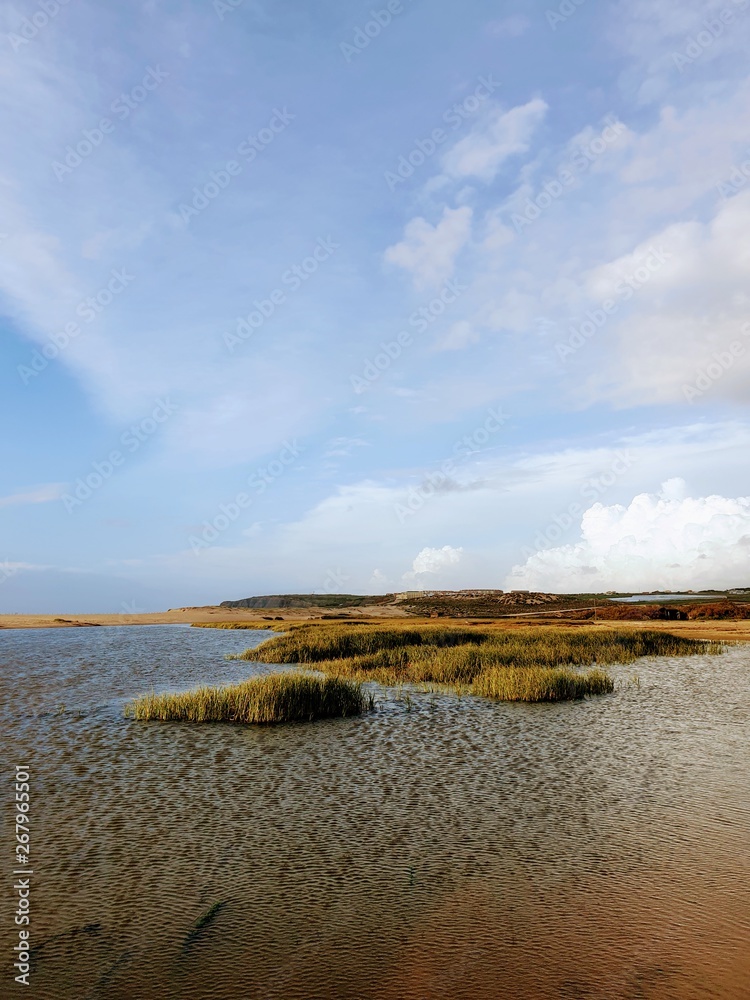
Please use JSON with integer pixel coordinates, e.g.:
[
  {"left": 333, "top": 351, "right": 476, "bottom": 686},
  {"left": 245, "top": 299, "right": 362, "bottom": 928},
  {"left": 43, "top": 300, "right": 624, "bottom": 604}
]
[
  {"left": 384, "top": 206, "right": 472, "bottom": 290},
  {"left": 580, "top": 188, "right": 750, "bottom": 407},
  {"left": 404, "top": 545, "right": 464, "bottom": 582},
  {"left": 506, "top": 480, "right": 750, "bottom": 591},
  {"left": 368, "top": 568, "right": 389, "bottom": 594},
  {"left": 441, "top": 98, "right": 548, "bottom": 182}
]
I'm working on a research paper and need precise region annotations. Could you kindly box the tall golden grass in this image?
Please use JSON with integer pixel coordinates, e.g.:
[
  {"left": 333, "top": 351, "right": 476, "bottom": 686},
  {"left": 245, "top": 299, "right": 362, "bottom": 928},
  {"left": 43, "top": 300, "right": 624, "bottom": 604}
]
[
  {"left": 473, "top": 666, "right": 614, "bottom": 702},
  {"left": 231, "top": 624, "right": 493, "bottom": 666},
  {"left": 233, "top": 624, "right": 718, "bottom": 683},
  {"left": 224, "top": 623, "right": 722, "bottom": 701},
  {"left": 125, "top": 671, "right": 373, "bottom": 724},
  {"left": 192, "top": 621, "right": 287, "bottom": 631}
]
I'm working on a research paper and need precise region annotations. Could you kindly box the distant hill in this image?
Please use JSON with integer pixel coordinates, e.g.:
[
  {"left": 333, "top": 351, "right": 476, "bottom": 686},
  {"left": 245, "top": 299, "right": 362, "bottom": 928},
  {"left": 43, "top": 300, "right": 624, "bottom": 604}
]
[
  {"left": 219, "top": 594, "right": 395, "bottom": 609},
  {"left": 398, "top": 591, "right": 602, "bottom": 618},
  {"left": 218, "top": 589, "right": 750, "bottom": 617}
]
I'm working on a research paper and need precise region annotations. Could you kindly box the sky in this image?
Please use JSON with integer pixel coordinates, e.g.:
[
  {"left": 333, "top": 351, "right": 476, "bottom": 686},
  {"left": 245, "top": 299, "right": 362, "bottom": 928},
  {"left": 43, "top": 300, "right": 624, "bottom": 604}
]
[{"left": 2, "top": 0, "right": 750, "bottom": 612}]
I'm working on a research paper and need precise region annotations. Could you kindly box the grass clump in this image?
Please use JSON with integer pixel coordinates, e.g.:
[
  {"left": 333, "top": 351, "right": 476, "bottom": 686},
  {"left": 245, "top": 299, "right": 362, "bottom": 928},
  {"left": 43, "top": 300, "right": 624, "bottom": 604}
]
[
  {"left": 192, "top": 621, "right": 287, "bottom": 631},
  {"left": 473, "top": 666, "right": 614, "bottom": 702},
  {"left": 125, "top": 671, "right": 373, "bottom": 725},
  {"left": 235, "top": 624, "right": 719, "bottom": 691},
  {"left": 231, "top": 624, "right": 494, "bottom": 665}
]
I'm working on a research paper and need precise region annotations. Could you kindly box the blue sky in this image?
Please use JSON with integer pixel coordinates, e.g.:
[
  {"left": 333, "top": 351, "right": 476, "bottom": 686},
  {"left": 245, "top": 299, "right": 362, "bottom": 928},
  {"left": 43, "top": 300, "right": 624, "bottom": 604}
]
[{"left": 2, "top": 0, "right": 750, "bottom": 611}]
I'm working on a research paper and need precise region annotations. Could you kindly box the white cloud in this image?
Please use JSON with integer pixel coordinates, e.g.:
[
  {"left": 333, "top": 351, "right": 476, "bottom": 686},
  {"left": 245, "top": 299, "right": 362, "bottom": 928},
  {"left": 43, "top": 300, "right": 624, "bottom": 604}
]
[
  {"left": 441, "top": 98, "right": 548, "bottom": 182},
  {"left": 580, "top": 188, "right": 750, "bottom": 407},
  {"left": 506, "top": 479, "right": 750, "bottom": 591},
  {"left": 384, "top": 206, "right": 472, "bottom": 290},
  {"left": 608, "top": 0, "right": 750, "bottom": 103},
  {"left": 323, "top": 437, "right": 369, "bottom": 459},
  {"left": 368, "top": 568, "right": 389, "bottom": 594},
  {"left": 404, "top": 545, "right": 464, "bottom": 581},
  {"left": 433, "top": 320, "right": 479, "bottom": 351},
  {"left": 0, "top": 483, "right": 67, "bottom": 508},
  {"left": 139, "top": 420, "right": 750, "bottom": 599},
  {"left": 487, "top": 15, "right": 530, "bottom": 38}
]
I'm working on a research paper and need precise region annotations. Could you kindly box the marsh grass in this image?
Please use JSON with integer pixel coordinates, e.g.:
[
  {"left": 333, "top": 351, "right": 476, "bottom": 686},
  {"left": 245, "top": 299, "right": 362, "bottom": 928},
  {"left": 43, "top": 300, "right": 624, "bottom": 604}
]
[
  {"left": 192, "top": 622, "right": 287, "bottom": 631},
  {"left": 234, "top": 624, "right": 719, "bottom": 686},
  {"left": 228, "top": 624, "right": 722, "bottom": 701},
  {"left": 125, "top": 672, "right": 373, "bottom": 725},
  {"left": 230, "top": 625, "right": 494, "bottom": 666},
  {"left": 473, "top": 666, "right": 614, "bottom": 702}
]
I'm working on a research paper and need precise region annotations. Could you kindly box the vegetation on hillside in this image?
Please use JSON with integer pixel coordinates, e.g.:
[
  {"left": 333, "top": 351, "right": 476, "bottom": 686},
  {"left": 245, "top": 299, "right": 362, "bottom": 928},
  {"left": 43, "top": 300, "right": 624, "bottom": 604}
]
[{"left": 219, "top": 593, "right": 393, "bottom": 609}]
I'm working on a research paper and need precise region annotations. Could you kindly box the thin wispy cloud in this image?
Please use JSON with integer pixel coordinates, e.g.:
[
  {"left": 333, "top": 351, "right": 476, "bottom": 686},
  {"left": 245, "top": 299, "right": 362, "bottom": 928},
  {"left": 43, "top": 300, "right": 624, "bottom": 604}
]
[
  {"left": 0, "top": 484, "right": 67, "bottom": 508},
  {"left": 1, "top": 0, "right": 748, "bottom": 609}
]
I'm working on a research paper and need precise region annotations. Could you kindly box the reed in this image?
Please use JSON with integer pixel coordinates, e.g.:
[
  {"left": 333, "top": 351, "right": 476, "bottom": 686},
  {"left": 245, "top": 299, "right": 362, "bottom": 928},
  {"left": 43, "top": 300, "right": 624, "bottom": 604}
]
[
  {"left": 233, "top": 624, "right": 719, "bottom": 689},
  {"left": 231, "top": 624, "right": 494, "bottom": 664},
  {"left": 192, "top": 621, "right": 287, "bottom": 631},
  {"left": 125, "top": 671, "right": 373, "bottom": 724},
  {"left": 472, "top": 666, "right": 615, "bottom": 702}
]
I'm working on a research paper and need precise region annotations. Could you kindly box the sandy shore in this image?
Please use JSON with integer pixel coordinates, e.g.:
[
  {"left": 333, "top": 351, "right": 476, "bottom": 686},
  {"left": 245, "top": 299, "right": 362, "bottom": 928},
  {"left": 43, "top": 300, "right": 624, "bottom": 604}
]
[
  {"left": 0, "top": 604, "right": 412, "bottom": 629},
  {"left": 1, "top": 605, "right": 749, "bottom": 642}
]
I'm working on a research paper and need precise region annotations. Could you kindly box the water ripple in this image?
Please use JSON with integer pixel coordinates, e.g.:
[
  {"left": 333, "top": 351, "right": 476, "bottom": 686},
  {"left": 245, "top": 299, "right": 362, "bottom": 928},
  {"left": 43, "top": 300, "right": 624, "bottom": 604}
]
[{"left": 1, "top": 625, "right": 748, "bottom": 999}]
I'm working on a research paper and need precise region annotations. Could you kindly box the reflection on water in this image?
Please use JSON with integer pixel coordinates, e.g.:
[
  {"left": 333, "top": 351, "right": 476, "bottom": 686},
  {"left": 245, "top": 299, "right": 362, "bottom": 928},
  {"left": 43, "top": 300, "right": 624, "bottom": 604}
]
[{"left": 1, "top": 625, "right": 749, "bottom": 999}]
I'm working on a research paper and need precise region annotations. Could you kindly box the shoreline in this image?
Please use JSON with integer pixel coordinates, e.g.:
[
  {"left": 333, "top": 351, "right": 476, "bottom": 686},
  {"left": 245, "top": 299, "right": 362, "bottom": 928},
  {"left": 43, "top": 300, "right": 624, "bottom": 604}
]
[
  {"left": 2, "top": 605, "right": 749, "bottom": 643},
  {"left": 0, "top": 605, "right": 411, "bottom": 630}
]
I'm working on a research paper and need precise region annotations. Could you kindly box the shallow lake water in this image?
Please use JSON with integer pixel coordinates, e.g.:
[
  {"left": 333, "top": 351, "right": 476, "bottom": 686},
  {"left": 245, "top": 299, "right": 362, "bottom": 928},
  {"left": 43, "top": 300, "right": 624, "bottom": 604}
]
[{"left": 2, "top": 624, "right": 749, "bottom": 999}]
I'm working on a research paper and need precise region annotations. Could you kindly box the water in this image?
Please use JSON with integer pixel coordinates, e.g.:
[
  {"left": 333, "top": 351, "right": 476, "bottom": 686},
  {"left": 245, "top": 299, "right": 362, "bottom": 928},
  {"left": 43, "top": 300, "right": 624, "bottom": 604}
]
[
  {"left": 2, "top": 625, "right": 749, "bottom": 999},
  {"left": 612, "top": 594, "right": 719, "bottom": 602}
]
